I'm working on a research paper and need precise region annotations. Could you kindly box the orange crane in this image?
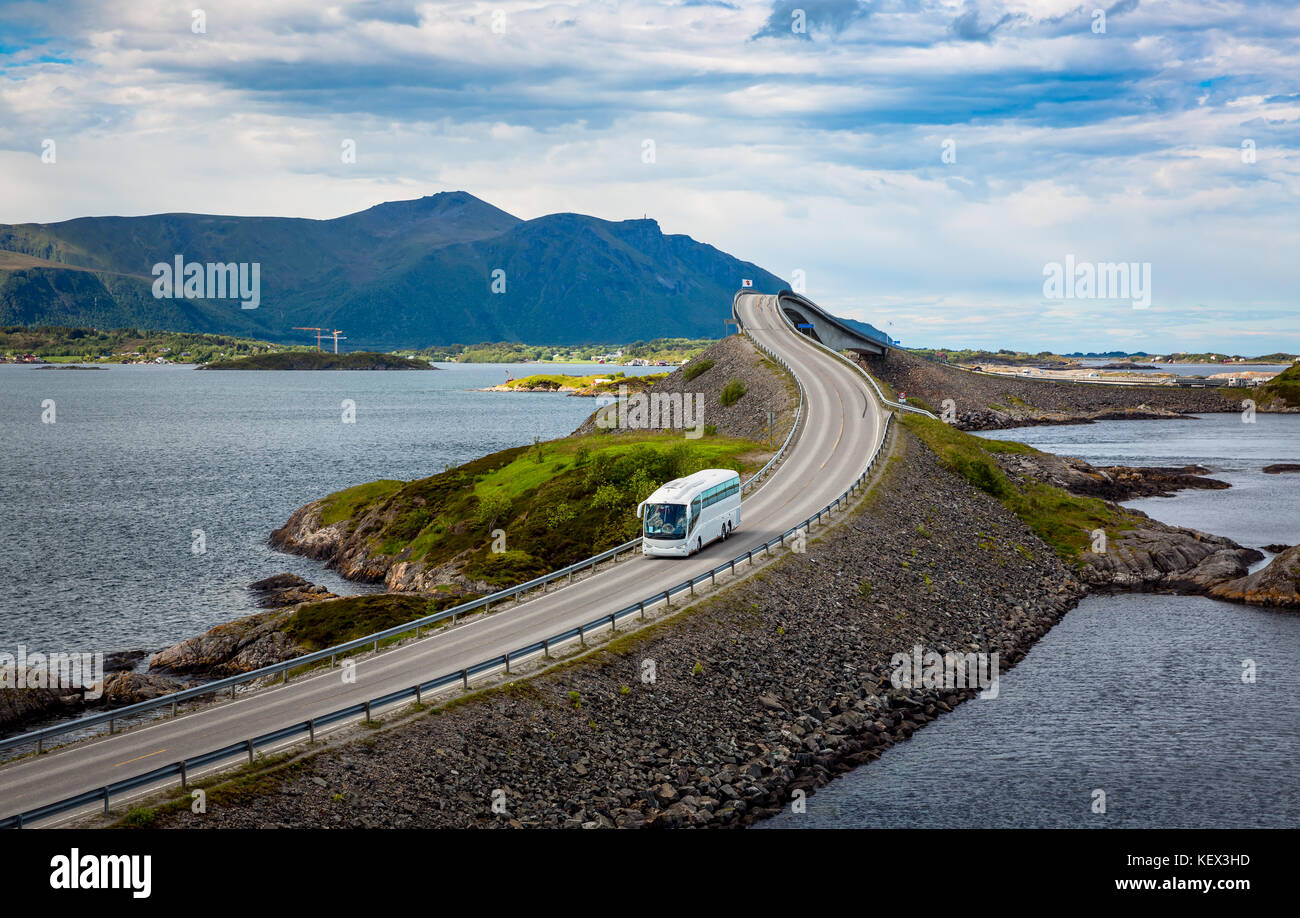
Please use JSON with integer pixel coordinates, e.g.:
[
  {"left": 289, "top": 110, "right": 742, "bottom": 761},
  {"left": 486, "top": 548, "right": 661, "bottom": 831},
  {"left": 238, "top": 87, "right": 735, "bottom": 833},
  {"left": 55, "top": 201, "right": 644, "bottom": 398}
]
[
  {"left": 292, "top": 327, "right": 346, "bottom": 353},
  {"left": 292, "top": 326, "right": 326, "bottom": 351}
]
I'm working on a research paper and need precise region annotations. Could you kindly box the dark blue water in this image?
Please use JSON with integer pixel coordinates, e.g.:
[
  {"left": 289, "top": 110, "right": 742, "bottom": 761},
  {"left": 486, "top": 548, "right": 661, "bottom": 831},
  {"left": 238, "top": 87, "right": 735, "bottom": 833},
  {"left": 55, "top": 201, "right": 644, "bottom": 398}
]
[
  {"left": 0, "top": 362, "right": 662, "bottom": 652},
  {"left": 764, "top": 413, "right": 1300, "bottom": 828}
]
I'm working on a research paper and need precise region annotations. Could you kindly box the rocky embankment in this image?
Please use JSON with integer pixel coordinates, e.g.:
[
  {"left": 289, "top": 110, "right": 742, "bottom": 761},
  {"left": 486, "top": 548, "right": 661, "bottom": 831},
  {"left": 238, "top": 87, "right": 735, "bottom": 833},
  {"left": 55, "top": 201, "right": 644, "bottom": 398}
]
[
  {"left": 859, "top": 349, "right": 1240, "bottom": 430},
  {"left": 571, "top": 333, "right": 796, "bottom": 442},
  {"left": 153, "top": 431, "right": 1088, "bottom": 828}
]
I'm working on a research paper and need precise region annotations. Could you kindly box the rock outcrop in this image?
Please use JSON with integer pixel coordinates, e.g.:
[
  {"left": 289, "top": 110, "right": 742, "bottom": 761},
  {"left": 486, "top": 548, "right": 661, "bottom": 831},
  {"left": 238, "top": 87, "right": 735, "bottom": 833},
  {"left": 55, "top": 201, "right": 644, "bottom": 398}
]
[
  {"left": 149, "top": 608, "right": 304, "bottom": 678},
  {"left": 1077, "top": 518, "right": 1263, "bottom": 592},
  {"left": 249, "top": 572, "right": 338, "bottom": 608},
  {"left": 997, "top": 451, "right": 1229, "bottom": 501},
  {"left": 1263, "top": 464, "right": 1300, "bottom": 474},
  {"left": 1209, "top": 544, "right": 1300, "bottom": 609}
]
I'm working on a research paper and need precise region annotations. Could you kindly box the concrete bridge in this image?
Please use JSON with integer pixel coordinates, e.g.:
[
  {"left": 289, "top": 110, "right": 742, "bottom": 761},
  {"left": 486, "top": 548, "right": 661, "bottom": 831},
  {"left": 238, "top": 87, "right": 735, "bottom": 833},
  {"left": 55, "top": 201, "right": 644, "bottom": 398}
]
[{"left": 770, "top": 289, "right": 890, "bottom": 357}]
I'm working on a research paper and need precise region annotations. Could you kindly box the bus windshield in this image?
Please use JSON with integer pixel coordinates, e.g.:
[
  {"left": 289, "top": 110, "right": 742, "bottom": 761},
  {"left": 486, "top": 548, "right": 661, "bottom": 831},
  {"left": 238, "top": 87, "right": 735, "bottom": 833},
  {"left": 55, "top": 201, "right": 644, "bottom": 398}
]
[{"left": 643, "top": 502, "right": 687, "bottom": 540}]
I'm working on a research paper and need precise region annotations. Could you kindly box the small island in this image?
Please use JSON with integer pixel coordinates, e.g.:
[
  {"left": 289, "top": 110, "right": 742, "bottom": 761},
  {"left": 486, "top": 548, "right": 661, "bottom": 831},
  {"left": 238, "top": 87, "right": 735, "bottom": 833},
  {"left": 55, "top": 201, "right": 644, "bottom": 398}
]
[{"left": 199, "top": 351, "right": 436, "bottom": 371}]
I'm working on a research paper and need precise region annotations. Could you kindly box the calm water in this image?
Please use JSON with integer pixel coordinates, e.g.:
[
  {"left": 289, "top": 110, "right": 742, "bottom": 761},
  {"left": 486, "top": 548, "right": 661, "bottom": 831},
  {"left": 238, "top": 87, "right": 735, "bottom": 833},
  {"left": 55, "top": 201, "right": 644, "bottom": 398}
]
[
  {"left": 765, "top": 413, "right": 1299, "bottom": 828},
  {"left": 0, "top": 362, "right": 662, "bottom": 652}
]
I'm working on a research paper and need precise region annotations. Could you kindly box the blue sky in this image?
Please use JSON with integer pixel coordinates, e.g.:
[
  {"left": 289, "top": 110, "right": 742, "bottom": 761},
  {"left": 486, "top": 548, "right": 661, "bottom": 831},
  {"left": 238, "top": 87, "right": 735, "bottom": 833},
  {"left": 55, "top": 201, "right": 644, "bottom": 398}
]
[{"left": 0, "top": 0, "right": 1297, "bottom": 353}]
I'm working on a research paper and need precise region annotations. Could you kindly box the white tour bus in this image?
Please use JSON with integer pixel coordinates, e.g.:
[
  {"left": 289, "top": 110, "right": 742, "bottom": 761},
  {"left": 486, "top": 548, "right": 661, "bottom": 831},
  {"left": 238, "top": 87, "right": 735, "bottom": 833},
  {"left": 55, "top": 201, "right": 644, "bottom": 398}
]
[{"left": 637, "top": 468, "right": 741, "bottom": 557}]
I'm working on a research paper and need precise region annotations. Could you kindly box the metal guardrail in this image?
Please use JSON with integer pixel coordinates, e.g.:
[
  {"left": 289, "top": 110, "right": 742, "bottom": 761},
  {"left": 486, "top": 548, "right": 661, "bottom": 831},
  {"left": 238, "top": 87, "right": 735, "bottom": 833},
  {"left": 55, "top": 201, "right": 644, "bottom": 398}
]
[
  {"left": 0, "top": 297, "right": 891, "bottom": 828},
  {"left": 0, "top": 327, "right": 807, "bottom": 761}
]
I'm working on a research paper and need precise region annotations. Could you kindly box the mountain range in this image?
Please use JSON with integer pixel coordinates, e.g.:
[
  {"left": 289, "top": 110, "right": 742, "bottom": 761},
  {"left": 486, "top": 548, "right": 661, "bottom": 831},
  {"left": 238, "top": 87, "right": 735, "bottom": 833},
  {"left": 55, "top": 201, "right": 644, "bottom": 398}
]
[{"left": 0, "top": 192, "right": 814, "bottom": 348}]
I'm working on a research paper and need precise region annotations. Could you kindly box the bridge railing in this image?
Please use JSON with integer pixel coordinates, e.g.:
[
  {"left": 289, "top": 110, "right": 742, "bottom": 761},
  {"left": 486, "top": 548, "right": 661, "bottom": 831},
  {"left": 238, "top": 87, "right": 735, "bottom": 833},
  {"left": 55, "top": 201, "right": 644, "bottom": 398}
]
[
  {"left": 0, "top": 331, "right": 808, "bottom": 762},
  {"left": 2, "top": 407, "right": 893, "bottom": 830},
  {"left": 1, "top": 292, "right": 893, "bottom": 828}
]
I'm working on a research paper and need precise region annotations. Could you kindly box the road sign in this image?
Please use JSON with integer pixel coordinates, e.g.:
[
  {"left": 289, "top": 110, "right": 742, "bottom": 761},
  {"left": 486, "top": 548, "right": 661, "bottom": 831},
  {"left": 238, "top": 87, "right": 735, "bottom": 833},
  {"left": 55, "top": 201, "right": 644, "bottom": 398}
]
[{"left": 741, "top": 279, "right": 753, "bottom": 288}]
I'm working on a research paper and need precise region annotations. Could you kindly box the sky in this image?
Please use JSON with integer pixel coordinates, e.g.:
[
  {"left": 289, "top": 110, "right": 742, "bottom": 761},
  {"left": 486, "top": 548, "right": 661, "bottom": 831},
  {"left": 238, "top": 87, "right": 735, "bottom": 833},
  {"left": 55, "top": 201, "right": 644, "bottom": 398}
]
[{"left": 0, "top": 0, "right": 1297, "bottom": 354}]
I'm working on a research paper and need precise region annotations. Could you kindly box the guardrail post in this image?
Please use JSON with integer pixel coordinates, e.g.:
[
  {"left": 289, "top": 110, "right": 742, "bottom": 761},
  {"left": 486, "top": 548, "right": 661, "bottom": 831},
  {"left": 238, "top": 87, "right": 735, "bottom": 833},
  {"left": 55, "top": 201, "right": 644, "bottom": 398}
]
[
  {"left": 711, "top": 569, "right": 715, "bottom": 586},
  {"left": 543, "top": 638, "right": 550, "bottom": 658},
  {"left": 462, "top": 669, "right": 469, "bottom": 689},
  {"left": 103, "top": 787, "right": 110, "bottom": 815},
  {"left": 609, "top": 613, "right": 617, "bottom": 633},
  {"left": 416, "top": 625, "right": 421, "bottom": 639},
  {"left": 373, "top": 639, "right": 378, "bottom": 654},
  {"left": 282, "top": 669, "right": 288, "bottom": 684},
  {"left": 246, "top": 739, "right": 254, "bottom": 764},
  {"left": 108, "top": 718, "right": 114, "bottom": 735},
  {"left": 36, "top": 736, "right": 42, "bottom": 754},
  {"left": 364, "top": 701, "right": 371, "bottom": 723},
  {"left": 579, "top": 625, "right": 586, "bottom": 647},
  {"left": 331, "top": 653, "right": 336, "bottom": 667},
  {"left": 504, "top": 651, "right": 511, "bottom": 674},
  {"left": 171, "top": 701, "right": 177, "bottom": 717},
  {"left": 180, "top": 760, "right": 187, "bottom": 788},
  {"left": 415, "top": 685, "right": 422, "bottom": 705},
  {"left": 309, "top": 718, "right": 316, "bottom": 742}
]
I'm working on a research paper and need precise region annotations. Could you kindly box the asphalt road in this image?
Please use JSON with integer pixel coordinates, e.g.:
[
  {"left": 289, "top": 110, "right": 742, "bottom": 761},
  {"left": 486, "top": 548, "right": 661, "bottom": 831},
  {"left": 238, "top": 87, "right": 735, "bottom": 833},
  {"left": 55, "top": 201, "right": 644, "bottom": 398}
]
[{"left": 0, "top": 292, "right": 885, "bottom": 824}]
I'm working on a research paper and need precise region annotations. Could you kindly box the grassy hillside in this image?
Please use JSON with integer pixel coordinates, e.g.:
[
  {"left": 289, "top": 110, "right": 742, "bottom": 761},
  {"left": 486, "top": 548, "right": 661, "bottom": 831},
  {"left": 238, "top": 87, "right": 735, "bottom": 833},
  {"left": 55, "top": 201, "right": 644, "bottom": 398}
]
[
  {"left": 1253, "top": 362, "right": 1300, "bottom": 407},
  {"left": 902, "top": 414, "right": 1140, "bottom": 561},
  {"left": 310, "top": 431, "right": 765, "bottom": 588},
  {"left": 200, "top": 351, "right": 433, "bottom": 370}
]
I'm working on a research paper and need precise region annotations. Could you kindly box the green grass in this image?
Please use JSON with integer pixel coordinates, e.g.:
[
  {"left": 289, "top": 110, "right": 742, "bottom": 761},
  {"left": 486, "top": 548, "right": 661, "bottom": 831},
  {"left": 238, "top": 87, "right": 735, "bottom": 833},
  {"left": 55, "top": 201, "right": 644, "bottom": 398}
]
[
  {"left": 683, "top": 357, "right": 714, "bottom": 382},
  {"left": 720, "top": 378, "right": 747, "bottom": 406},
  {"left": 902, "top": 414, "right": 1138, "bottom": 561},
  {"left": 319, "top": 480, "right": 405, "bottom": 525},
  {"left": 1254, "top": 363, "right": 1300, "bottom": 408},
  {"left": 315, "top": 431, "right": 767, "bottom": 592},
  {"left": 284, "top": 593, "right": 471, "bottom": 650}
]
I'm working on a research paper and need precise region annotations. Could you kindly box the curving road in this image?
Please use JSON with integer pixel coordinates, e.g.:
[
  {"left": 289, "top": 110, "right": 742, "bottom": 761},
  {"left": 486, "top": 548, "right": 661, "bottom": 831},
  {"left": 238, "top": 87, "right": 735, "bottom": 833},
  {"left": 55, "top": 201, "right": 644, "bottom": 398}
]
[{"left": 0, "top": 292, "right": 885, "bottom": 825}]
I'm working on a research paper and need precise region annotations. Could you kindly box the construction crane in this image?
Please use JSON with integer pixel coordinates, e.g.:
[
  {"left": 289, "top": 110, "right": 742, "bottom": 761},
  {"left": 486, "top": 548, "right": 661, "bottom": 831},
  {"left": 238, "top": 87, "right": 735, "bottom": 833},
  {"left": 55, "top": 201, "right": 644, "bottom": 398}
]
[
  {"left": 292, "top": 326, "right": 326, "bottom": 351},
  {"left": 328, "top": 330, "right": 346, "bottom": 354}
]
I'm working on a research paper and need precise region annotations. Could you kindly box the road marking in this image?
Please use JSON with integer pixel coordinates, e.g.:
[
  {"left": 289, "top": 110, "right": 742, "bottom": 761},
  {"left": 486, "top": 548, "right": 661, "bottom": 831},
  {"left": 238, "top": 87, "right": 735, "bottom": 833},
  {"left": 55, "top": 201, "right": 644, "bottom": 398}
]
[{"left": 115, "top": 748, "right": 166, "bottom": 768}]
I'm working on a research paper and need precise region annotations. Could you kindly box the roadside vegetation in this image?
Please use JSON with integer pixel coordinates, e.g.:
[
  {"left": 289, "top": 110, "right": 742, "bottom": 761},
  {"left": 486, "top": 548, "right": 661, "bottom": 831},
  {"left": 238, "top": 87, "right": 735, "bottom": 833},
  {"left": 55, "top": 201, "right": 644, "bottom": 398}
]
[
  {"left": 1251, "top": 362, "right": 1300, "bottom": 407},
  {"left": 902, "top": 414, "right": 1140, "bottom": 561}
]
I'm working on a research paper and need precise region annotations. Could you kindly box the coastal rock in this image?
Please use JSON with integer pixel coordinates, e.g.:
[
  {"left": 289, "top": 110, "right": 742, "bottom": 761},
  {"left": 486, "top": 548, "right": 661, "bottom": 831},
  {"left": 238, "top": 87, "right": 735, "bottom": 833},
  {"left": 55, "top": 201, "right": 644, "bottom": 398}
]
[
  {"left": 149, "top": 608, "right": 303, "bottom": 677},
  {"left": 101, "top": 672, "right": 186, "bottom": 706},
  {"left": 1209, "top": 544, "right": 1300, "bottom": 609},
  {"left": 1077, "top": 519, "right": 1263, "bottom": 592},
  {"left": 999, "top": 451, "right": 1228, "bottom": 500},
  {"left": 0, "top": 671, "right": 84, "bottom": 733},
  {"left": 249, "top": 572, "right": 338, "bottom": 608},
  {"left": 1263, "top": 464, "right": 1300, "bottom": 474}
]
